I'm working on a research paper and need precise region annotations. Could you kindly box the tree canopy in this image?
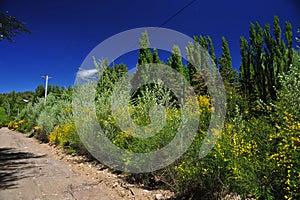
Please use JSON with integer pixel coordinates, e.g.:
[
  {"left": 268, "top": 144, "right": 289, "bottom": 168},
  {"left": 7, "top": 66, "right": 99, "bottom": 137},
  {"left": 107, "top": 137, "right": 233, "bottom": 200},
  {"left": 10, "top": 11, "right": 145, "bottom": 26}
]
[{"left": 0, "top": 11, "right": 31, "bottom": 42}]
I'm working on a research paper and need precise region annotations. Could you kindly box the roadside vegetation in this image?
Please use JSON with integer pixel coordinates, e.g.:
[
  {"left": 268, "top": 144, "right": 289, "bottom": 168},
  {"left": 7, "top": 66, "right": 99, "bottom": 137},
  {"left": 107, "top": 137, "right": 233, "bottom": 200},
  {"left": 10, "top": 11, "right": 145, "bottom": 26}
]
[{"left": 1, "top": 16, "right": 299, "bottom": 199}]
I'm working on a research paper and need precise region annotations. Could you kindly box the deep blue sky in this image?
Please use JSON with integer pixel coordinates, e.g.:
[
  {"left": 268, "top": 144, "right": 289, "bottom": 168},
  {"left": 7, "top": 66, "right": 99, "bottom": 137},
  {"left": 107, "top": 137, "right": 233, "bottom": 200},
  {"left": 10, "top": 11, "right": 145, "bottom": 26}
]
[{"left": 1, "top": 0, "right": 299, "bottom": 93}]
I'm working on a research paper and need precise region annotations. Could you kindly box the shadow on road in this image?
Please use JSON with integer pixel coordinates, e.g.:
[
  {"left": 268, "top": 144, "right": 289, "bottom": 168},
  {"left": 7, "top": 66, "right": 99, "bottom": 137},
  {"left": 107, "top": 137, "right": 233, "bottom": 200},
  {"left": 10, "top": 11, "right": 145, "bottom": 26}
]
[{"left": 0, "top": 147, "right": 46, "bottom": 189}]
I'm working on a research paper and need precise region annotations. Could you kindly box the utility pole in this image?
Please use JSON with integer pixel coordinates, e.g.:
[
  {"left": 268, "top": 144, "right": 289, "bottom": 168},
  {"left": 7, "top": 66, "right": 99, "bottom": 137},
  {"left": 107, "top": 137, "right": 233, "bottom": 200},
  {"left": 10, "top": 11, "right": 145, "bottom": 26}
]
[{"left": 41, "top": 75, "right": 53, "bottom": 105}]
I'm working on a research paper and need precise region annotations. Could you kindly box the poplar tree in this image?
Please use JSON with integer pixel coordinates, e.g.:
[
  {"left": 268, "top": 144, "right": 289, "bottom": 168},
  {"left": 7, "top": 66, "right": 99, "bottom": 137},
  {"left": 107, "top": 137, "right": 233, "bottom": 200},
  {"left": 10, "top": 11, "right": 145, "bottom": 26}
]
[
  {"left": 250, "top": 22, "right": 266, "bottom": 100},
  {"left": 218, "top": 36, "right": 237, "bottom": 84},
  {"left": 207, "top": 36, "right": 217, "bottom": 65},
  {"left": 152, "top": 48, "right": 162, "bottom": 64},
  {"left": 137, "top": 31, "right": 152, "bottom": 66},
  {"left": 171, "top": 45, "right": 185, "bottom": 76},
  {"left": 263, "top": 23, "right": 276, "bottom": 100},
  {"left": 240, "top": 16, "right": 293, "bottom": 102},
  {"left": 284, "top": 21, "right": 293, "bottom": 71},
  {"left": 186, "top": 40, "right": 208, "bottom": 95}
]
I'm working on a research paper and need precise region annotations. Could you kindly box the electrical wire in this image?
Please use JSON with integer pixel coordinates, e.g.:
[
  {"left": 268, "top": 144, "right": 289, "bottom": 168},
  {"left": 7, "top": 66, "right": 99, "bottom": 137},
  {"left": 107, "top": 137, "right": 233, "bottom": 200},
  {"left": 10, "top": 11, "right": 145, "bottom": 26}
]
[{"left": 158, "top": 0, "right": 198, "bottom": 28}]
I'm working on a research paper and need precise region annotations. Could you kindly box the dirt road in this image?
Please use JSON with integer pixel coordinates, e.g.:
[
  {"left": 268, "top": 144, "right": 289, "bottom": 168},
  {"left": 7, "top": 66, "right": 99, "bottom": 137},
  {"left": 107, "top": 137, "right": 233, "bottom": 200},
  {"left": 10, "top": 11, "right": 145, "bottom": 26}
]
[{"left": 0, "top": 128, "right": 172, "bottom": 200}]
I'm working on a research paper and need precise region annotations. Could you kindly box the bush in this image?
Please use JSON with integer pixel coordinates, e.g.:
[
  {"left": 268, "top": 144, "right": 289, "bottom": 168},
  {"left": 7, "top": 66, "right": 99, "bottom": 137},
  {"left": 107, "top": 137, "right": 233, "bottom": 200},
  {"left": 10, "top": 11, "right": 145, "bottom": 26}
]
[
  {"left": 7, "top": 121, "right": 13, "bottom": 130},
  {"left": 49, "top": 122, "right": 87, "bottom": 155},
  {"left": 9, "top": 51, "right": 299, "bottom": 199},
  {"left": 0, "top": 106, "right": 11, "bottom": 126},
  {"left": 35, "top": 94, "right": 71, "bottom": 142},
  {"left": 99, "top": 92, "right": 216, "bottom": 196},
  {"left": 7, "top": 121, "right": 19, "bottom": 130}
]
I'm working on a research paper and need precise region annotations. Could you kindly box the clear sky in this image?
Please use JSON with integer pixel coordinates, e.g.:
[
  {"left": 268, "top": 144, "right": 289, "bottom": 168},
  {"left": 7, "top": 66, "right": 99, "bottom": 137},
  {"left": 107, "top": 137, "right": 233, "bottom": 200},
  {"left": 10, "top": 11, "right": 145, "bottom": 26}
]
[{"left": 1, "top": 0, "right": 299, "bottom": 93}]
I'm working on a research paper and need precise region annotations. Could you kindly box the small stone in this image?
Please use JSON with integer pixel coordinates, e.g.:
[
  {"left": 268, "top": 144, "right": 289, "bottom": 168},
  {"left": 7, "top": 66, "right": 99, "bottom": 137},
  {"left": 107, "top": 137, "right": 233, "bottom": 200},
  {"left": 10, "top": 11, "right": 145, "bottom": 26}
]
[
  {"left": 155, "top": 194, "right": 164, "bottom": 200},
  {"left": 120, "top": 191, "right": 126, "bottom": 197},
  {"left": 112, "top": 182, "right": 118, "bottom": 188}
]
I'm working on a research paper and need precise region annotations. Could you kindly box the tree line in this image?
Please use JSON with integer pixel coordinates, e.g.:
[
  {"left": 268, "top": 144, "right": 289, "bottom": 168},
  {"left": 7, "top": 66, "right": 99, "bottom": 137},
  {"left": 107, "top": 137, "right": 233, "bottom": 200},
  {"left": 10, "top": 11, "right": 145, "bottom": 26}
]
[
  {"left": 2, "top": 15, "right": 300, "bottom": 199},
  {"left": 0, "top": 84, "right": 71, "bottom": 125}
]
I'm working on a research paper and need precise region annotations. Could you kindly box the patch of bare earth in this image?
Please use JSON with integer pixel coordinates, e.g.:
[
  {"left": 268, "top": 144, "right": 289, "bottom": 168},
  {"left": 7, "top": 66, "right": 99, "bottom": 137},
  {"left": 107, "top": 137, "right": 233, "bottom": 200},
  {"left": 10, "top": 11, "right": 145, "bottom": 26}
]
[{"left": 0, "top": 127, "right": 174, "bottom": 200}]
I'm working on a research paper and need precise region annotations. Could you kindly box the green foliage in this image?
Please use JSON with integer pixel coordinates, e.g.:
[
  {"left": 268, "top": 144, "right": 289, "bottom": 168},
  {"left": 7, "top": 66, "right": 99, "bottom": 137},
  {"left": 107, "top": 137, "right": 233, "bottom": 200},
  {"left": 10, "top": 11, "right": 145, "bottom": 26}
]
[
  {"left": 35, "top": 94, "right": 71, "bottom": 142},
  {"left": 49, "top": 122, "right": 87, "bottom": 155},
  {"left": 218, "top": 37, "right": 238, "bottom": 84},
  {"left": 0, "top": 106, "right": 10, "bottom": 126},
  {"left": 137, "top": 30, "right": 152, "bottom": 66},
  {"left": 240, "top": 16, "right": 293, "bottom": 102},
  {"left": 34, "top": 84, "right": 45, "bottom": 99},
  {"left": 186, "top": 39, "right": 209, "bottom": 95},
  {"left": 0, "top": 11, "right": 31, "bottom": 42},
  {"left": 0, "top": 90, "right": 34, "bottom": 123},
  {"left": 170, "top": 45, "right": 185, "bottom": 76},
  {"left": 152, "top": 48, "right": 162, "bottom": 64},
  {"left": 277, "top": 50, "right": 300, "bottom": 117},
  {"left": 5, "top": 17, "right": 300, "bottom": 200}
]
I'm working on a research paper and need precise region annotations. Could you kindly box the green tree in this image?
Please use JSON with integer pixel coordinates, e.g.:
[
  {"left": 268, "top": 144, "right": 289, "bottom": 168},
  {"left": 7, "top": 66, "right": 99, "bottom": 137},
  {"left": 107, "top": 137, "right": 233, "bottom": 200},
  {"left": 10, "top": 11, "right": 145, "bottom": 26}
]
[
  {"left": 53, "top": 84, "right": 61, "bottom": 96},
  {"left": 239, "top": 16, "right": 293, "bottom": 102},
  {"left": 240, "top": 37, "right": 252, "bottom": 97},
  {"left": 263, "top": 23, "right": 277, "bottom": 100},
  {"left": 97, "top": 63, "right": 128, "bottom": 95},
  {"left": 0, "top": 11, "right": 31, "bottom": 42},
  {"left": 207, "top": 36, "right": 217, "bottom": 65},
  {"left": 218, "top": 36, "right": 237, "bottom": 84},
  {"left": 152, "top": 48, "right": 162, "bottom": 64},
  {"left": 167, "top": 45, "right": 187, "bottom": 102},
  {"left": 171, "top": 45, "right": 185, "bottom": 76},
  {"left": 34, "top": 84, "right": 45, "bottom": 102},
  {"left": 284, "top": 21, "right": 293, "bottom": 71},
  {"left": 137, "top": 31, "right": 152, "bottom": 66},
  {"left": 250, "top": 22, "right": 266, "bottom": 101},
  {"left": 186, "top": 40, "right": 208, "bottom": 95},
  {"left": 35, "top": 84, "right": 45, "bottom": 97},
  {"left": 3, "top": 99, "right": 11, "bottom": 116},
  {"left": 136, "top": 31, "right": 154, "bottom": 87},
  {"left": 296, "top": 29, "right": 300, "bottom": 48}
]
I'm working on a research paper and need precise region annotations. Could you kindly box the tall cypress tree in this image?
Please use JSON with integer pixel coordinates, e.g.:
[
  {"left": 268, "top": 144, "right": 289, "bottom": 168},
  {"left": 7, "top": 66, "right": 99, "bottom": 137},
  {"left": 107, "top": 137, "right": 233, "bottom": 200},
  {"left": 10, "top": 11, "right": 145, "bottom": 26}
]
[
  {"left": 135, "top": 31, "right": 153, "bottom": 87},
  {"left": 249, "top": 22, "right": 266, "bottom": 101},
  {"left": 152, "top": 48, "right": 162, "bottom": 64},
  {"left": 218, "top": 36, "right": 237, "bottom": 84},
  {"left": 137, "top": 31, "right": 152, "bottom": 66},
  {"left": 207, "top": 36, "right": 217, "bottom": 65},
  {"left": 199, "top": 35, "right": 208, "bottom": 50},
  {"left": 284, "top": 21, "right": 293, "bottom": 71},
  {"left": 240, "top": 36, "right": 253, "bottom": 98},
  {"left": 263, "top": 23, "right": 277, "bottom": 100},
  {"left": 273, "top": 16, "right": 284, "bottom": 82},
  {"left": 186, "top": 40, "right": 208, "bottom": 95},
  {"left": 239, "top": 16, "right": 293, "bottom": 102},
  {"left": 171, "top": 45, "right": 185, "bottom": 76}
]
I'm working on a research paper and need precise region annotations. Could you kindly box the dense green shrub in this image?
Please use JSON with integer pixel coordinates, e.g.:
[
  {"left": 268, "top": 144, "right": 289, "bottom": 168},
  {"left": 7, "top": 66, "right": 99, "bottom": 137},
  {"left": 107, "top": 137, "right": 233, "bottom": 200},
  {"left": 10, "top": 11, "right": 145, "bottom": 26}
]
[
  {"left": 0, "top": 106, "right": 11, "bottom": 126},
  {"left": 49, "top": 122, "right": 87, "bottom": 155},
  {"left": 8, "top": 24, "right": 299, "bottom": 200}
]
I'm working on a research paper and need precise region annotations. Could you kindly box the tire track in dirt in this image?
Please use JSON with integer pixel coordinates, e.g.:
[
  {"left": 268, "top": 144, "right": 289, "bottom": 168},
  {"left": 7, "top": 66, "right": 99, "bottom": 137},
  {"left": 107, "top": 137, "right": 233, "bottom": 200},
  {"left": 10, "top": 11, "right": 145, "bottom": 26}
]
[
  {"left": 0, "top": 128, "right": 174, "bottom": 200},
  {"left": 0, "top": 127, "right": 126, "bottom": 200}
]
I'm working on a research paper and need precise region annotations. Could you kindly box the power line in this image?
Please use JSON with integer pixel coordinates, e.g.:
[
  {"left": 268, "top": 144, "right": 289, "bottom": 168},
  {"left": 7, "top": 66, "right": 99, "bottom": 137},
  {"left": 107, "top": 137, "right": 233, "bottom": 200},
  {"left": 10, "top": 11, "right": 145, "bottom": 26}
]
[
  {"left": 144, "top": 0, "right": 198, "bottom": 51},
  {"left": 126, "top": 0, "right": 198, "bottom": 63},
  {"left": 158, "top": 0, "right": 198, "bottom": 28},
  {"left": 105, "top": 0, "right": 199, "bottom": 68}
]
